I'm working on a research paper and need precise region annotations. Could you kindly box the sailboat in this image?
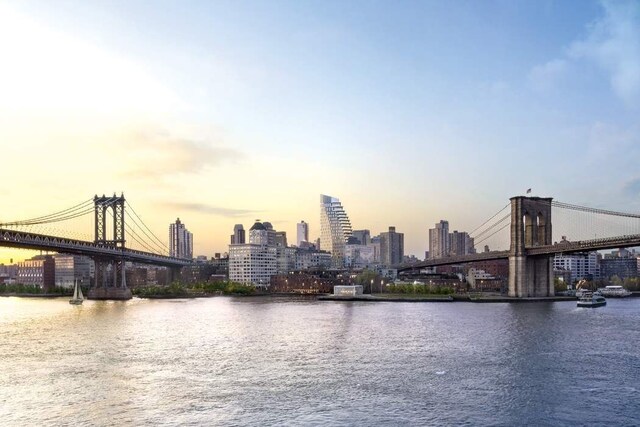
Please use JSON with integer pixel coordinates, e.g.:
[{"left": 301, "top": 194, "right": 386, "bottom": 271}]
[{"left": 69, "top": 280, "right": 84, "bottom": 305}]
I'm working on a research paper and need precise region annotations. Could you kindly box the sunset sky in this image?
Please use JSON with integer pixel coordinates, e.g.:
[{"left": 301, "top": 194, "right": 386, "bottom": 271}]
[{"left": 1, "top": 0, "right": 639, "bottom": 263}]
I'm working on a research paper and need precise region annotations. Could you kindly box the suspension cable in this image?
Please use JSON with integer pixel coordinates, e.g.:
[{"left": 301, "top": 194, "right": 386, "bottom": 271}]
[
  {"left": 552, "top": 201, "right": 640, "bottom": 219},
  {"left": 125, "top": 201, "right": 168, "bottom": 249},
  {"left": 0, "top": 198, "right": 94, "bottom": 226},
  {"left": 469, "top": 203, "right": 510, "bottom": 237}
]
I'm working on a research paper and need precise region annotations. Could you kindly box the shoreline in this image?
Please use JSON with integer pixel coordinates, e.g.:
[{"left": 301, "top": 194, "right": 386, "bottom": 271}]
[{"left": 3, "top": 291, "right": 637, "bottom": 302}]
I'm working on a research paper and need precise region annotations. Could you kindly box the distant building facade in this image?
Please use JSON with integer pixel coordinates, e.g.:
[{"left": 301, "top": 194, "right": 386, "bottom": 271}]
[
  {"left": 600, "top": 258, "right": 638, "bottom": 280},
  {"left": 320, "top": 194, "right": 353, "bottom": 268},
  {"left": 17, "top": 255, "right": 55, "bottom": 290},
  {"left": 231, "top": 224, "right": 245, "bottom": 244},
  {"left": 296, "top": 221, "right": 309, "bottom": 246},
  {"left": 169, "top": 218, "right": 193, "bottom": 259},
  {"left": 380, "top": 226, "right": 404, "bottom": 266},
  {"left": 54, "top": 254, "right": 93, "bottom": 288},
  {"left": 553, "top": 252, "right": 598, "bottom": 284},
  {"left": 429, "top": 220, "right": 450, "bottom": 259},
  {"left": 352, "top": 229, "right": 371, "bottom": 246}
]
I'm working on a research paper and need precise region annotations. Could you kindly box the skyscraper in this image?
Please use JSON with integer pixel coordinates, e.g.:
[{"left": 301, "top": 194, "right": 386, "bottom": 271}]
[
  {"left": 275, "top": 231, "right": 288, "bottom": 247},
  {"left": 380, "top": 226, "right": 404, "bottom": 266},
  {"left": 169, "top": 218, "right": 193, "bottom": 259},
  {"left": 231, "top": 224, "right": 245, "bottom": 244},
  {"left": 352, "top": 229, "right": 371, "bottom": 245},
  {"left": 296, "top": 221, "right": 309, "bottom": 246},
  {"left": 320, "top": 194, "right": 353, "bottom": 268},
  {"left": 449, "top": 230, "right": 474, "bottom": 256},
  {"left": 429, "top": 220, "right": 449, "bottom": 259}
]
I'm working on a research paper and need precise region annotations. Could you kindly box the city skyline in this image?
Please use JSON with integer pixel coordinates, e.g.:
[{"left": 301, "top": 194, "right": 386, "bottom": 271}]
[{"left": 1, "top": 0, "right": 640, "bottom": 263}]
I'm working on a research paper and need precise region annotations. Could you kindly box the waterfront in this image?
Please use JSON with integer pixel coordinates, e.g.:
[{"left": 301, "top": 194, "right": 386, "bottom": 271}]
[{"left": 1, "top": 296, "right": 640, "bottom": 426}]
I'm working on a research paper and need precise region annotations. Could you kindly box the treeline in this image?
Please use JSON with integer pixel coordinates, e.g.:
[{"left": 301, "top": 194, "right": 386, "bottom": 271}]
[
  {"left": 133, "top": 281, "right": 256, "bottom": 297},
  {"left": 0, "top": 283, "right": 71, "bottom": 295},
  {"left": 386, "top": 283, "right": 454, "bottom": 295}
]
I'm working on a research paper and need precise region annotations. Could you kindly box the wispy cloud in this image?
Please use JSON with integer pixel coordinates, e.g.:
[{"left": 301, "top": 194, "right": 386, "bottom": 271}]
[
  {"left": 528, "top": 0, "right": 640, "bottom": 104},
  {"left": 117, "top": 128, "right": 244, "bottom": 179},
  {"left": 569, "top": 0, "right": 640, "bottom": 104},
  {"left": 162, "top": 202, "right": 260, "bottom": 218},
  {"left": 528, "top": 59, "right": 567, "bottom": 91}
]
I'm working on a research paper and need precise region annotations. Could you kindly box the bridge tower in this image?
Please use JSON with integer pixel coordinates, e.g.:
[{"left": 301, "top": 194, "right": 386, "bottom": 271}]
[
  {"left": 89, "top": 193, "right": 131, "bottom": 300},
  {"left": 508, "top": 196, "right": 554, "bottom": 297},
  {"left": 94, "top": 194, "right": 126, "bottom": 247}
]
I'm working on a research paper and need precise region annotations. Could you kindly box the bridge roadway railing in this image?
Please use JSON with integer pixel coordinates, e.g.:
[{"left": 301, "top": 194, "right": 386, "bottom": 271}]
[
  {"left": 397, "top": 250, "right": 510, "bottom": 271},
  {"left": 526, "top": 234, "right": 640, "bottom": 256},
  {"left": 0, "top": 228, "right": 191, "bottom": 267}
]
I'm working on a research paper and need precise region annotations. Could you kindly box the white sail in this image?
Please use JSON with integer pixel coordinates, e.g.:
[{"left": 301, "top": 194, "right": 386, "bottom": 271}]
[
  {"left": 78, "top": 284, "right": 83, "bottom": 300},
  {"left": 73, "top": 281, "right": 79, "bottom": 300}
]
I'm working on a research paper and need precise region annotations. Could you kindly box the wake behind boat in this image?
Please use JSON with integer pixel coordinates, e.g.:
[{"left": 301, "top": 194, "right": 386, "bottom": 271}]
[
  {"left": 577, "top": 291, "right": 606, "bottom": 308},
  {"left": 69, "top": 280, "right": 84, "bottom": 305}
]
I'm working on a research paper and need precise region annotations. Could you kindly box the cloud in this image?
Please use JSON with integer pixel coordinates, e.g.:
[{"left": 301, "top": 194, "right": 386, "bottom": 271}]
[
  {"left": 528, "top": 59, "right": 567, "bottom": 91},
  {"left": 117, "top": 128, "right": 244, "bottom": 179},
  {"left": 568, "top": 0, "right": 640, "bottom": 104},
  {"left": 162, "top": 202, "right": 260, "bottom": 218}
]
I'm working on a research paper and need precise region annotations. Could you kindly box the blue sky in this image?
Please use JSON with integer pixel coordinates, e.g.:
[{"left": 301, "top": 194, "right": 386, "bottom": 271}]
[{"left": 0, "top": 0, "right": 639, "bottom": 259}]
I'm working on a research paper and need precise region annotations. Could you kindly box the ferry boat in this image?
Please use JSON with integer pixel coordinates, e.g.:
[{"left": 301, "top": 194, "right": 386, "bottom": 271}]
[
  {"left": 577, "top": 291, "right": 606, "bottom": 308},
  {"left": 597, "top": 285, "right": 632, "bottom": 298}
]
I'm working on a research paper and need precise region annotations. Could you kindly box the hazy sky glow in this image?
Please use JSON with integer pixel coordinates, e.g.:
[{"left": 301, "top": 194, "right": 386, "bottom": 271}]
[{"left": 1, "top": 0, "right": 639, "bottom": 262}]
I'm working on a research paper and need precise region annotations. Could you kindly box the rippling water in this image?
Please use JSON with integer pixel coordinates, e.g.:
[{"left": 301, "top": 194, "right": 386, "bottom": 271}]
[{"left": 1, "top": 296, "right": 639, "bottom": 426}]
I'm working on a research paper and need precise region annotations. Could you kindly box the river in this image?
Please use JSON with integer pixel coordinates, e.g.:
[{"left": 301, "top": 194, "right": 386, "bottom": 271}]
[{"left": 1, "top": 296, "right": 639, "bottom": 426}]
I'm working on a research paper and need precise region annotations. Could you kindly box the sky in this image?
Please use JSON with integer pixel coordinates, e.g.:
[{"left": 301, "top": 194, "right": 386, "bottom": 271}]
[{"left": 1, "top": 0, "right": 639, "bottom": 263}]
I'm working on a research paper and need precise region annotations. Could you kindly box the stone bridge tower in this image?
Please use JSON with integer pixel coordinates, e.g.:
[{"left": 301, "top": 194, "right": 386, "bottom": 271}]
[
  {"left": 89, "top": 193, "right": 131, "bottom": 300},
  {"left": 508, "top": 196, "right": 554, "bottom": 297}
]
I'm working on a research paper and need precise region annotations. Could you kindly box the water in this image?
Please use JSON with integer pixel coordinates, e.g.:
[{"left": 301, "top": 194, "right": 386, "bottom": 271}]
[{"left": 1, "top": 296, "right": 640, "bottom": 426}]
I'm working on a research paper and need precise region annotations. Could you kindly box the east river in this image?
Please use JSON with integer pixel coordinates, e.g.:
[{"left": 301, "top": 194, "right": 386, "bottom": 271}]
[{"left": 1, "top": 296, "right": 640, "bottom": 426}]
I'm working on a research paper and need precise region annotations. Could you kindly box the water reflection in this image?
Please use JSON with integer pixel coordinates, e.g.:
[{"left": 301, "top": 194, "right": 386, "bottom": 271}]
[{"left": 1, "top": 297, "right": 639, "bottom": 425}]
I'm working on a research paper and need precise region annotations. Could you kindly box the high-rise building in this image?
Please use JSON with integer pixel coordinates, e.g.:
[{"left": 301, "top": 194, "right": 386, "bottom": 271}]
[
  {"left": 263, "top": 221, "right": 276, "bottom": 246},
  {"left": 249, "top": 220, "right": 269, "bottom": 245},
  {"left": 320, "top": 194, "right": 353, "bottom": 268},
  {"left": 380, "top": 226, "right": 404, "bottom": 266},
  {"left": 449, "top": 230, "right": 474, "bottom": 256},
  {"left": 370, "top": 235, "right": 381, "bottom": 263},
  {"left": 169, "top": 218, "right": 193, "bottom": 260},
  {"left": 429, "top": 220, "right": 449, "bottom": 259},
  {"left": 228, "top": 244, "right": 277, "bottom": 286},
  {"left": 275, "top": 231, "right": 288, "bottom": 247},
  {"left": 296, "top": 221, "right": 309, "bottom": 246},
  {"left": 231, "top": 224, "right": 245, "bottom": 244},
  {"left": 352, "top": 229, "right": 371, "bottom": 246}
]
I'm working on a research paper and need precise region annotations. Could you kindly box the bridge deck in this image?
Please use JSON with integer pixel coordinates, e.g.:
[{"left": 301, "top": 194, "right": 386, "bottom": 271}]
[
  {"left": 398, "top": 234, "right": 640, "bottom": 271},
  {"left": 0, "top": 228, "right": 191, "bottom": 267}
]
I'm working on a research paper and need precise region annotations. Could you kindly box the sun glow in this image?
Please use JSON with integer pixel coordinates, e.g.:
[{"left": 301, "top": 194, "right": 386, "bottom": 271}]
[{"left": 0, "top": 5, "right": 181, "bottom": 117}]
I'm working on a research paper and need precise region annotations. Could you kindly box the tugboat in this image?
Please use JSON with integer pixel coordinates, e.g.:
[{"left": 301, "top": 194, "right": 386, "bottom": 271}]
[{"left": 577, "top": 291, "right": 606, "bottom": 308}]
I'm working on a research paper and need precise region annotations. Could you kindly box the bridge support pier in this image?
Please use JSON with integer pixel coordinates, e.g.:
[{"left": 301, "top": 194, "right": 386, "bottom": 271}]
[
  {"left": 88, "top": 258, "right": 132, "bottom": 300},
  {"left": 508, "top": 196, "right": 555, "bottom": 297},
  {"left": 508, "top": 255, "right": 553, "bottom": 297}
]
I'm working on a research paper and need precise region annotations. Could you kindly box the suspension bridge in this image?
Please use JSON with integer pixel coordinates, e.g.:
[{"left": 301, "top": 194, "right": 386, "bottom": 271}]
[
  {"left": 0, "top": 194, "right": 191, "bottom": 299},
  {"left": 400, "top": 196, "right": 640, "bottom": 297}
]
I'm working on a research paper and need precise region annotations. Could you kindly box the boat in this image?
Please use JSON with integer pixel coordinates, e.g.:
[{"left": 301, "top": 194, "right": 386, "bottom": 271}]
[
  {"left": 69, "top": 280, "right": 84, "bottom": 305},
  {"left": 597, "top": 285, "right": 632, "bottom": 298},
  {"left": 577, "top": 291, "right": 606, "bottom": 308}
]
